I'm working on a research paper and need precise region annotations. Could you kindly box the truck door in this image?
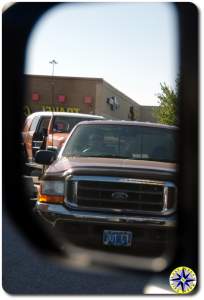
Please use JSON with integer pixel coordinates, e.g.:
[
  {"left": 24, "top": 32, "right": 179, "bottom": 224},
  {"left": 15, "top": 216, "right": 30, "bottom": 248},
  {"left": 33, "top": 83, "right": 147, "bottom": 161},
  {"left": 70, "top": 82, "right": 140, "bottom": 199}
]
[
  {"left": 25, "top": 115, "right": 40, "bottom": 161},
  {"left": 32, "top": 116, "right": 51, "bottom": 159}
]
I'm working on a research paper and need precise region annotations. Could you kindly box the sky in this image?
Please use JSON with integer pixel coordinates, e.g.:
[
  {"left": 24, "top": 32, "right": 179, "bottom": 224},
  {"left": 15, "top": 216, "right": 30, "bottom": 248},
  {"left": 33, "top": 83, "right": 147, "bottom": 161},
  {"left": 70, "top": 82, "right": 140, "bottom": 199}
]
[{"left": 25, "top": 3, "right": 179, "bottom": 106}]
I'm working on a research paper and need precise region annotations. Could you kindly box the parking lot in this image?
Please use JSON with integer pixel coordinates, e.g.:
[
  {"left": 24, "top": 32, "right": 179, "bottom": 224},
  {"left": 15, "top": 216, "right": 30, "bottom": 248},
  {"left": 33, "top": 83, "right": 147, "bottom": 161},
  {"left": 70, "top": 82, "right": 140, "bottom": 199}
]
[{"left": 3, "top": 212, "right": 173, "bottom": 294}]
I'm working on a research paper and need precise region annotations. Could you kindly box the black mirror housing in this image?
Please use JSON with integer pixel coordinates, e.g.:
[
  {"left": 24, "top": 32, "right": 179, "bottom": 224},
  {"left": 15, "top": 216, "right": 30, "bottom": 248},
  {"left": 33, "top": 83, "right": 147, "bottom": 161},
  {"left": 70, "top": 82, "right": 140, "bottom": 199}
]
[
  {"left": 35, "top": 150, "right": 56, "bottom": 165},
  {"left": 47, "top": 146, "right": 58, "bottom": 153}
]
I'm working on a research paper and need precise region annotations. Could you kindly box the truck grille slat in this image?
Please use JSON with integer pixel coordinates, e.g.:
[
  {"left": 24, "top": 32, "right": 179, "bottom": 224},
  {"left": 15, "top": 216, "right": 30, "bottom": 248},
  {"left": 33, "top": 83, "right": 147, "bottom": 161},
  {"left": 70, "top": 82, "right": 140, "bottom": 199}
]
[
  {"left": 77, "top": 195, "right": 163, "bottom": 206},
  {"left": 78, "top": 191, "right": 163, "bottom": 198},
  {"left": 77, "top": 199, "right": 162, "bottom": 211},
  {"left": 78, "top": 185, "right": 163, "bottom": 195},
  {"left": 78, "top": 181, "right": 163, "bottom": 192}
]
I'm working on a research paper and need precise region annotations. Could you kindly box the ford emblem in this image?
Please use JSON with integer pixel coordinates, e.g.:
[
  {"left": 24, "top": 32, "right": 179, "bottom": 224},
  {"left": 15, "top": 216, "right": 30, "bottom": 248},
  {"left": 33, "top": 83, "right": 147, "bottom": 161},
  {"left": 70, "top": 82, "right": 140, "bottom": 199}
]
[{"left": 111, "top": 192, "right": 128, "bottom": 200}]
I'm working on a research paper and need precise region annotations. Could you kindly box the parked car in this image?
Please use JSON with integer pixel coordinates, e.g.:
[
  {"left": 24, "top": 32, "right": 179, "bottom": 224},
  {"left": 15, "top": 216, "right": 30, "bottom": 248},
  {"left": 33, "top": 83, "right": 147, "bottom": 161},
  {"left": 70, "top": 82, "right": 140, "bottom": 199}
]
[
  {"left": 22, "top": 112, "right": 104, "bottom": 167},
  {"left": 35, "top": 120, "right": 178, "bottom": 260}
]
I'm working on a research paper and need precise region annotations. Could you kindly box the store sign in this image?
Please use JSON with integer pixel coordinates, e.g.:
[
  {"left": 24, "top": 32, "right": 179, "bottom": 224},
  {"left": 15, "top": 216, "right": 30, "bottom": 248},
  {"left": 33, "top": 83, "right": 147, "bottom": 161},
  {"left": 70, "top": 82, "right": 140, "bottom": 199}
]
[
  {"left": 23, "top": 105, "right": 80, "bottom": 117},
  {"left": 41, "top": 105, "right": 80, "bottom": 113},
  {"left": 24, "top": 105, "right": 32, "bottom": 117}
]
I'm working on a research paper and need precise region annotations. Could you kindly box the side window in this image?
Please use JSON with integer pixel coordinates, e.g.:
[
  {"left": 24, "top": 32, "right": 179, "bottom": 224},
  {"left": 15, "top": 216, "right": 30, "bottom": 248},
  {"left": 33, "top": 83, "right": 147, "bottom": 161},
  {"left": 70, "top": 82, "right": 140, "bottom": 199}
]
[
  {"left": 53, "top": 116, "right": 70, "bottom": 133},
  {"left": 68, "top": 118, "right": 83, "bottom": 131},
  {"left": 37, "top": 117, "right": 51, "bottom": 135},
  {"left": 68, "top": 117, "right": 91, "bottom": 131},
  {"left": 29, "top": 116, "right": 40, "bottom": 132}
]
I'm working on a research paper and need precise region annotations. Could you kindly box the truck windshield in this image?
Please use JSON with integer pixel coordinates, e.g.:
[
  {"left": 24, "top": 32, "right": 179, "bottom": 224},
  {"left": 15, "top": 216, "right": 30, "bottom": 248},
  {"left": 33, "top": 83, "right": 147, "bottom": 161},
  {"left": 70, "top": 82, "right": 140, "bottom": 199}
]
[{"left": 62, "top": 124, "right": 177, "bottom": 163}]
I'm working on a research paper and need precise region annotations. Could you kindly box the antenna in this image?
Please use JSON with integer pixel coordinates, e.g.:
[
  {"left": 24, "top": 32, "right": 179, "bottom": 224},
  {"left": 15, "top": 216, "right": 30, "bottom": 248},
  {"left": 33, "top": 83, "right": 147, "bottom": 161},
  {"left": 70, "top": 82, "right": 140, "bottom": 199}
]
[{"left": 49, "top": 59, "right": 58, "bottom": 149}]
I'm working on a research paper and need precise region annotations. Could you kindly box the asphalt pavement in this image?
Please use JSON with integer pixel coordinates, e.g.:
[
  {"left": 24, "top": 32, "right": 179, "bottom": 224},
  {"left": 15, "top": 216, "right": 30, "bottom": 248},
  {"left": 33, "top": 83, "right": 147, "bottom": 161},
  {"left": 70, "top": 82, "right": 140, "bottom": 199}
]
[{"left": 2, "top": 212, "right": 157, "bottom": 295}]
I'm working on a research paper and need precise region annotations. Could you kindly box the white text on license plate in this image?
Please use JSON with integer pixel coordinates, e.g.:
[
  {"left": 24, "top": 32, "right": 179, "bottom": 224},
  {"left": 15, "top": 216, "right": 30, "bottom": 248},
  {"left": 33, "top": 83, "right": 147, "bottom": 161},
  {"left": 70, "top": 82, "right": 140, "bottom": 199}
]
[{"left": 103, "top": 230, "right": 132, "bottom": 247}]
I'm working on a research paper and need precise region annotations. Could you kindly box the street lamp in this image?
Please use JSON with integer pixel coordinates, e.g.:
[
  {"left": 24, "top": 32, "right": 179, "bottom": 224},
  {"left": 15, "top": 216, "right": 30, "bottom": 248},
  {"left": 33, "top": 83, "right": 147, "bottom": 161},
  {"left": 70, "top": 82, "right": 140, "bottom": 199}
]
[
  {"left": 49, "top": 59, "right": 58, "bottom": 108},
  {"left": 49, "top": 59, "right": 58, "bottom": 77},
  {"left": 49, "top": 59, "right": 58, "bottom": 149}
]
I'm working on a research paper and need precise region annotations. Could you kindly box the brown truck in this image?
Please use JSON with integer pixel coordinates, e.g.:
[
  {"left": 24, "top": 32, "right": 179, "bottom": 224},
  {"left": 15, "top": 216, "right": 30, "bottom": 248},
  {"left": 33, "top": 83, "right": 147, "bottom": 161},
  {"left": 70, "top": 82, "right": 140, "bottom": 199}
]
[
  {"left": 22, "top": 111, "right": 104, "bottom": 168},
  {"left": 35, "top": 120, "right": 178, "bottom": 261}
]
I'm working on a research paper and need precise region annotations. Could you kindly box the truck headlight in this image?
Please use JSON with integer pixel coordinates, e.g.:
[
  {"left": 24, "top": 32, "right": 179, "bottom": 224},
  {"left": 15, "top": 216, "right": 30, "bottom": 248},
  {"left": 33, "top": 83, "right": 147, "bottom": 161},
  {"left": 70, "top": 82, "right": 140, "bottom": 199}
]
[{"left": 38, "top": 181, "right": 65, "bottom": 204}]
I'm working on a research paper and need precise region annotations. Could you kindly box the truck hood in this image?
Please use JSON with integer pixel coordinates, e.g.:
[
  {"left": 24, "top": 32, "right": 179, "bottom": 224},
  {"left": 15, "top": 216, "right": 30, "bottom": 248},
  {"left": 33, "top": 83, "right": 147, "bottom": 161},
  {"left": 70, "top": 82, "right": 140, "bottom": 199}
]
[
  {"left": 46, "top": 156, "right": 177, "bottom": 179},
  {"left": 47, "top": 133, "right": 69, "bottom": 148},
  {"left": 53, "top": 132, "right": 69, "bottom": 140},
  {"left": 48, "top": 132, "right": 68, "bottom": 141}
]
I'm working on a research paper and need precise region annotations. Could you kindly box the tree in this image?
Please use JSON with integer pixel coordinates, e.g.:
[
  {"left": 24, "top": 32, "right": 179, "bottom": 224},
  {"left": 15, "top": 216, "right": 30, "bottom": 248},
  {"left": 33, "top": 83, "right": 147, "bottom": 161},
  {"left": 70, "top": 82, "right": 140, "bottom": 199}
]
[{"left": 154, "top": 80, "right": 179, "bottom": 125}]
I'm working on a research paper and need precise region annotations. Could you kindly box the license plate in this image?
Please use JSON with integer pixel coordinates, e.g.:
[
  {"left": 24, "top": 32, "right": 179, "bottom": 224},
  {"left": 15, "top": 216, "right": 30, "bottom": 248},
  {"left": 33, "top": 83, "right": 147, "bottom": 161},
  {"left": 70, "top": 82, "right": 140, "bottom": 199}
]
[{"left": 103, "top": 230, "right": 132, "bottom": 247}]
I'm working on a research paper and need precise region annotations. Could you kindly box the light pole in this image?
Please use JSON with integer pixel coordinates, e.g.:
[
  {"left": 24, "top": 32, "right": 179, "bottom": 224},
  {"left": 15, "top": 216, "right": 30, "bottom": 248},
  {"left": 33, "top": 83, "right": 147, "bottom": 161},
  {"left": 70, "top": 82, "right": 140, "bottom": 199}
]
[
  {"left": 49, "top": 59, "right": 58, "bottom": 149},
  {"left": 49, "top": 59, "right": 58, "bottom": 108},
  {"left": 49, "top": 59, "right": 58, "bottom": 77}
]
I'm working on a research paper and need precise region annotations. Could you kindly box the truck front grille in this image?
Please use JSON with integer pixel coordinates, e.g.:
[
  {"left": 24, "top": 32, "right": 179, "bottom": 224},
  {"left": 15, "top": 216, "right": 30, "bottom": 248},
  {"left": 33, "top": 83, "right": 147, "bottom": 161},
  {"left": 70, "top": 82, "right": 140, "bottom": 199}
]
[{"left": 66, "top": 176, "right": 169, "bottom": 214}]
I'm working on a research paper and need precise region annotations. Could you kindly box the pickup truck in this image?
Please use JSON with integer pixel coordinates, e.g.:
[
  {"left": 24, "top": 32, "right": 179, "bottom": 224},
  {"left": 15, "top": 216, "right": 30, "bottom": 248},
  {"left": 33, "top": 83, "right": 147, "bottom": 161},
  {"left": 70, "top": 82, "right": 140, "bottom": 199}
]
[
  {"left": 35, "top": 120, "right": 178, "bottom": 260},
  {"left": 22, "top": 111, "right": 104, "bottom": 167}
]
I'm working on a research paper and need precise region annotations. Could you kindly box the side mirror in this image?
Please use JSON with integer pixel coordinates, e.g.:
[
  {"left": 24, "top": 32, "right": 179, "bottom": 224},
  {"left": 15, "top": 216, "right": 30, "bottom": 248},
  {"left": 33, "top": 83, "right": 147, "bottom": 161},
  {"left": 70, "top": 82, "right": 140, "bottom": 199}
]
[
  {"left": 35, "top": 150, "right": 56, "bottom": 165},
  {"left": 47, "top": 146, "right": 58, "bottom": 153}
]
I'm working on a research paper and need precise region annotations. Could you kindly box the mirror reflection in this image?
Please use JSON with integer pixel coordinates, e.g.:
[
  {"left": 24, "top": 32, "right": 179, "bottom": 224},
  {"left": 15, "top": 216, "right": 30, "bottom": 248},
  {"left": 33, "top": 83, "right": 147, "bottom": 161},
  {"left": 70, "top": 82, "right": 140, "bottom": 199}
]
[{"left": 23, "top": 2, "right": 179, "bottom": 272}]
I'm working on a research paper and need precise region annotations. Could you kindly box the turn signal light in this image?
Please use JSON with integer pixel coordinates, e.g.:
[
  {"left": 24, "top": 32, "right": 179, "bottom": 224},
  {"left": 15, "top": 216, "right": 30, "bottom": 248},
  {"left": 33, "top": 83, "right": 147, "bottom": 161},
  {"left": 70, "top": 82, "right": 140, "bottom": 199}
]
[{"left": 38, "top": 194, "right": 64, "bottom": 204}]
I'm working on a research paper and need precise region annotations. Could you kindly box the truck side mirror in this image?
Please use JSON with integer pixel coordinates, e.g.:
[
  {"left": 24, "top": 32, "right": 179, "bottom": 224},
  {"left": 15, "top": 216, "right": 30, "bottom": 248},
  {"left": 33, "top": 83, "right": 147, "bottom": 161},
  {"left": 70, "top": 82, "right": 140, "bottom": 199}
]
[{"left": 35, "top": 150, "right": 56, "bottom": 165}]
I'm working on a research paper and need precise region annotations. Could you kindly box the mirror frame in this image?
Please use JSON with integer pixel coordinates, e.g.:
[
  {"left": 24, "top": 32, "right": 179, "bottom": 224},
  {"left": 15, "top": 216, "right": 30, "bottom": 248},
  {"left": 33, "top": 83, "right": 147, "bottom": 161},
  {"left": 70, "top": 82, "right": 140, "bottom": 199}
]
[{"left": 2, "top": 2, "right": 198, "bottom": 273}]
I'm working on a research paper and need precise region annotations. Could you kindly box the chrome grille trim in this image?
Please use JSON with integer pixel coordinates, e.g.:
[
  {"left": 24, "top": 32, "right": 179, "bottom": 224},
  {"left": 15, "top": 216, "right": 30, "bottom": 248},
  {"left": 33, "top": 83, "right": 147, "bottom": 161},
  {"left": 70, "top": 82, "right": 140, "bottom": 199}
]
[
  {"left": 67, "top": 175, "right": 166, "bottom": 185},
  {"left": 65, "top": 175, "right": 177, "bottom": 215}
]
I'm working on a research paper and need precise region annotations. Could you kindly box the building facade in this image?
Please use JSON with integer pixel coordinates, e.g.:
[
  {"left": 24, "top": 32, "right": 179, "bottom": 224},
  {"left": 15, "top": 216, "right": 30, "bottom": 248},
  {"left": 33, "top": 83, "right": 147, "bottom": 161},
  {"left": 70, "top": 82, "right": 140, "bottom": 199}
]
[{"left": 24, "top": 74, "right": 156, "bottom": 122}]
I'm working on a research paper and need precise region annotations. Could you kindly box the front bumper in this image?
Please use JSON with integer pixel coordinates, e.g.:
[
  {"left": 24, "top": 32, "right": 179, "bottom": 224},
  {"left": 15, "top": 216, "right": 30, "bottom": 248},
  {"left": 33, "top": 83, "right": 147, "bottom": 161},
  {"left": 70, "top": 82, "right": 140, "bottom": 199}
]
[
  {"left": 36, "top": 201, "right": 176, "bottom": 227},
  {"left": 35, "top": 201, "right": 177, "bottom": 258}
]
